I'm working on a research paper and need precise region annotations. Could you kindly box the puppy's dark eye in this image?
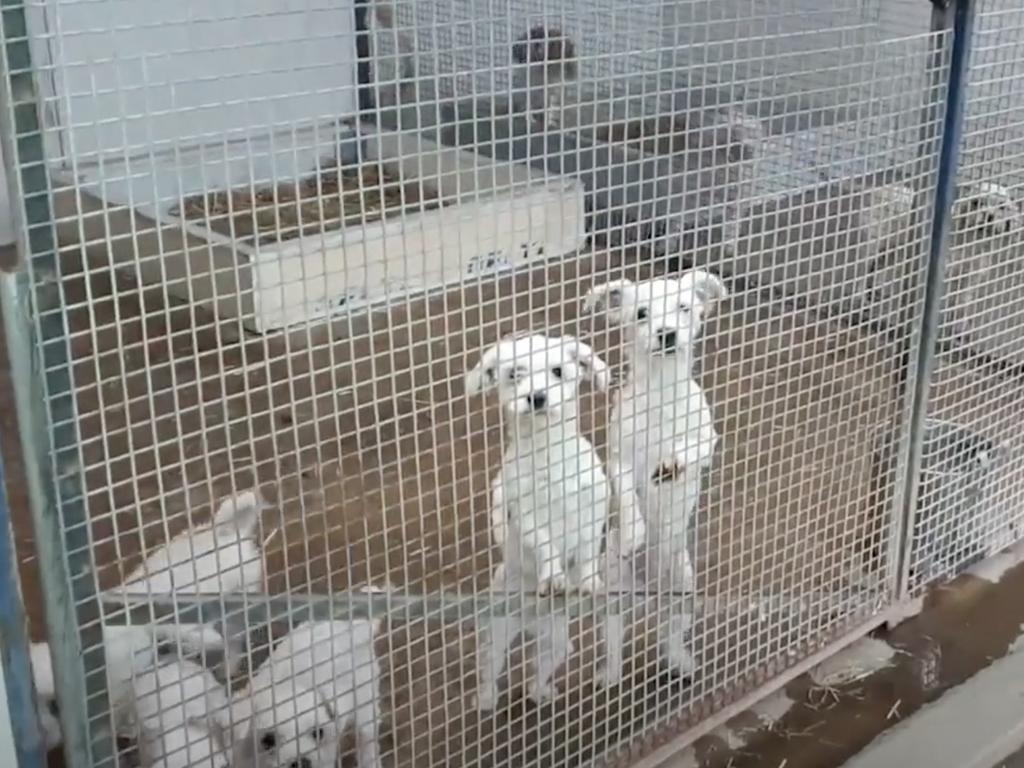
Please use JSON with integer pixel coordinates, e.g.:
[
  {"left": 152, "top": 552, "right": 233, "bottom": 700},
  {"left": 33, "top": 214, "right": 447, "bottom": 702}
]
[
  {"left": 678, "top": 304, "right": 691, "bottom": 313},
  {"left": 312, "top": 726, "right": 326, "bottom": 742},
  {"left": 259, "top": 731, "right": 277, "bottom": 751},
  {"left": 636, "top": 307, "right": 648, "bottom": 320},
  {"left": 551, "top": 366, "right": 562, "bottom": 379}
]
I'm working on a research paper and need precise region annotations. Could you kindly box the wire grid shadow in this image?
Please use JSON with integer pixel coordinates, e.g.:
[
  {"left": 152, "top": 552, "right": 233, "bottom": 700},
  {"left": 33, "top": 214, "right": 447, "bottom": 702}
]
[
  {"left": 906, "top": 0, "right": 1024, "bottom": 595},
  {"left": 0, "top": 1, "right": 980, "bottom": 768}
]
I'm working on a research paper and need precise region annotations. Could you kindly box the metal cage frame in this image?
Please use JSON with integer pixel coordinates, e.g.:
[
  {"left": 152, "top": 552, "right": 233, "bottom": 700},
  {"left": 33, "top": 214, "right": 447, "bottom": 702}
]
[{"left": 4, "top": 0, "right": 1024, "bottom": 766}]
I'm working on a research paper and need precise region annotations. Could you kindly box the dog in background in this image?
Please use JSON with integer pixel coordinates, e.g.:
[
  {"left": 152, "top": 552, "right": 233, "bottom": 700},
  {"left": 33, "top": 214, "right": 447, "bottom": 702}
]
[{"left": 512, "top": 24, "right": 577, "bottom": 129}]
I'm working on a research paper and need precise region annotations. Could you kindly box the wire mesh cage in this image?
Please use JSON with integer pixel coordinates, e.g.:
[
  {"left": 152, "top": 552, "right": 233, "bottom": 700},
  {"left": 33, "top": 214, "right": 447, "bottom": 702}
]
[
  {"left": 1, "top": 1, "right": 1015, "bottom": 767},
  {"left": 903, "top": 0, "right": 1024, "bottom": 595}
]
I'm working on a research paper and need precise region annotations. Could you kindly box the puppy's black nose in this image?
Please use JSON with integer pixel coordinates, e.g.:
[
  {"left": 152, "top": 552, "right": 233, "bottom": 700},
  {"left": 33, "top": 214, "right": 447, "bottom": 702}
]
[
  {"left": 658, "top": 329, "right": 678, "bottom": 350},
  {"left": 527, "top": 391, "right": 547, "bottom": 410}
]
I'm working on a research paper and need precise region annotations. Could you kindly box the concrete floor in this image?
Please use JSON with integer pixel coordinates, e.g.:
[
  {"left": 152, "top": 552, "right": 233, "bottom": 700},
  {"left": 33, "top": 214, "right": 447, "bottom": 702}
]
[
  {"left": 835, "top": 569, "right": 1024, "bottom": 768},
  {"left": 644, "top": 547, "right": 1024, "bottom": 768}
]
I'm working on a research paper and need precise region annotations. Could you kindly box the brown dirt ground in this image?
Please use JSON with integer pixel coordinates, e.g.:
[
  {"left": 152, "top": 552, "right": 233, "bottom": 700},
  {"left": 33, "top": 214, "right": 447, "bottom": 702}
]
[{"left": 2, "top": 234, "right": 908, "bottom": 767}]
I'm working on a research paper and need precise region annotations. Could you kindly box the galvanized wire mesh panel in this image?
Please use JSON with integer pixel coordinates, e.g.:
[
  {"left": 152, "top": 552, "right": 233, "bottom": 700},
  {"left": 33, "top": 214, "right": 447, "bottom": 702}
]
[
  {"left": 907, "top": 1, "right": 1024, "bottom": 594},
  {"left": 0, "top": 1, "right": 954, "bottom": 767}
]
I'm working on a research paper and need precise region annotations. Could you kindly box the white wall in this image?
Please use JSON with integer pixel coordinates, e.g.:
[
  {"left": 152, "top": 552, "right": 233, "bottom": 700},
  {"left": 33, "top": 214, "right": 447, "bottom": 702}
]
[{"left": 43, "top": 0, "right": 359, "bottom": 162}]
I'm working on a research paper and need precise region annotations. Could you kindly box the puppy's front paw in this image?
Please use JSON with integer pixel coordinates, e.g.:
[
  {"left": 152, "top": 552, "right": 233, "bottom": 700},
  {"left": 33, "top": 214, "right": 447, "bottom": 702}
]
[
  {"left": 666, "top": 645, "right": 695, "bottom": 681},
  {"left": 577, "top": 572, "right": 604, "bottom": 595},
  {"left": 526, "top": 678, "right": 557, "bottom": 705},
  {"left": 672, "top": 551, "right": 696, "bottom": 594},
  {"left": 537, "top": 573, "right": 568, "bottom": 596},
  {"left": 472, "top": 684, "right": 499, "bottom": 712},
  {"left": 595, "top": 661, "right": 621, "bottom": 688},
  {"left": 651, "top": 457, "right": 687, "bottom": 485},
  {"left": 663, "top": 614, "right": 696, "bottom": 680}
]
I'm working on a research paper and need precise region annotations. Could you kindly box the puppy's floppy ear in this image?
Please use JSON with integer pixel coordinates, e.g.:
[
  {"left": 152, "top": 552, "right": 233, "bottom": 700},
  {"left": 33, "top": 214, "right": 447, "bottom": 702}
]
[
  {"left": 583, "top": 279, "right": 635, "bottom": 323},
  {"left": 561, "top": 337, "right": 611, "bottom": 392},
  {"left": 465, "top": 342, "right": 505, "bottom": 396},
  {"left": 681, "top": 269, "right": 728, "bottom": 305}
]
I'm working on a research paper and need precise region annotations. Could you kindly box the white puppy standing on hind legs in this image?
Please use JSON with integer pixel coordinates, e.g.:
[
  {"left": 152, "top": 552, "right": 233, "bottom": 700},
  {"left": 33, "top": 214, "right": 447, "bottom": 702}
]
[
  {"left": 584, "top": 269, "right": 727, "bottom": 685},
  {"left": 465, "top": 333, "right": 613, "bottom": 708}
]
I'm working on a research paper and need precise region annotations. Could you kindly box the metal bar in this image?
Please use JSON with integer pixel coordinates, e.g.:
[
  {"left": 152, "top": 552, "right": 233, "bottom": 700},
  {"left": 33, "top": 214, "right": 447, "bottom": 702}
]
[
  {"left": 0, "top": 3, "right": 113, "bottom": 766},
  {"left": 100, "top": 587, "right": 885, "bottom": 626},
  {"left": 884, "top": 0, "right": 959, "bottom": 611},
  {"left": 0, "top": 448, "right": 47, "bottom": 767},
  {"left": 896, "top": 0, "right": 976, "bottom": 602}
]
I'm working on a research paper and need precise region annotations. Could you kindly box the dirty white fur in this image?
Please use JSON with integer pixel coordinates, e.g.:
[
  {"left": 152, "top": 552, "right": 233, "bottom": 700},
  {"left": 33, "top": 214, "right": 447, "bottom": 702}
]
[
  {"left": 229, "top": 619, "right": 382, "bottom": 768},
  {"left": 128, "top": 658, "right": 231, "bottom": 768},
  {"left": 466, "top": 334, "right": 612, "bottom": 708},
  {"left": 584, "top": 270, "right": 727, "bottom": 682},
  {"left": 30, "top": 625, "right": 224, "bottom": 750},
  {"left": 122, "top": 490, "right": 267, "bottom": 677}
]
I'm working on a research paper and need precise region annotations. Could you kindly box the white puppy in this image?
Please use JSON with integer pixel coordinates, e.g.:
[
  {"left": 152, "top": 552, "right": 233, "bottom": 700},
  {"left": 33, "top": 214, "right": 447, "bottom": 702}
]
[
  {"left": 466, "top": 334, "right": 612, "bottom": 708},
  {"left": 584, "top": 270, "right": 727, "bottom": 681},
  {"left": 128, "top": 658, "right": 231, "bottom": 768},
  {"left": 122, "top": 490, "right": 267, "bottom": 676},
  {"left": 229, "top": 619, "right": 382, "bottom": 768},
  {"left": 30, "top": 624, "right": 225, "bottom": 749},
  {"left": 33, "top": 492, "right": 265, "bottom": 750}
]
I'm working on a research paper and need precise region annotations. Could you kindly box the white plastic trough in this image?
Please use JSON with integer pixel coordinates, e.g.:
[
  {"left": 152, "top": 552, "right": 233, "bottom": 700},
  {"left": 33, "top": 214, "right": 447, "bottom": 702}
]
[{"left": 52, "top": 123, "right": 586, "bottom": 333}]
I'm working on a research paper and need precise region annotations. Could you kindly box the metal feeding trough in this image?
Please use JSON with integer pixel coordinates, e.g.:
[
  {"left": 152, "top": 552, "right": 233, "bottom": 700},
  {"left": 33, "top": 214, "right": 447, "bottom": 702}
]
[{"left": 908, "top": 419, "right": 1007, "bottom": 588}]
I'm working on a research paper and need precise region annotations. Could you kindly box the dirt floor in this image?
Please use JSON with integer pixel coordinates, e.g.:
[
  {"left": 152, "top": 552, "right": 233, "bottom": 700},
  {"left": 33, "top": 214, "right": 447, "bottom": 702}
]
[{"left": 2, "top": 208, "right": 913, "bottom": 768}]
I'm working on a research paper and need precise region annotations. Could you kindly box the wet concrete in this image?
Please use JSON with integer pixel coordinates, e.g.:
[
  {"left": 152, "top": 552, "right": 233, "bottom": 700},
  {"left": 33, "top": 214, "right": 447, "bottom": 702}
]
[
  {"left": 661, "top": 559, "right": 1024, "bottom": 768},
  {"left": 1001, "top": 746, "right": 1024, "bottom": 768}
]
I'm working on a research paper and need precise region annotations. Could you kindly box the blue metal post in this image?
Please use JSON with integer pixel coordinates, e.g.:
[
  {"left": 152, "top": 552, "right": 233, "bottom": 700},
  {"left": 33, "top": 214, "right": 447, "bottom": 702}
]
[
  {"left": 897, "top": 0, "right": 976, "bottom": 599},
  {"left": 0, "top": 447, "right": 47, "bottom": 767},
  {"left": 0, "top": 2, "right": 114, "bottom": 765}
]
